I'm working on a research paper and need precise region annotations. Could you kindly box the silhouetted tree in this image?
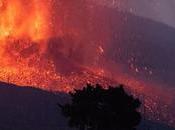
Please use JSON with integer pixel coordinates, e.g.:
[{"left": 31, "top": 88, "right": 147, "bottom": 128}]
[{"left": 59, "top": 84, "right": 141, "bottom": 130}]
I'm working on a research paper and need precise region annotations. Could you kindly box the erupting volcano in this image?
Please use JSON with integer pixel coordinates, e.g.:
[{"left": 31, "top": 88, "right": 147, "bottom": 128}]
[
  {"left": 0, "top": 0, "right": 175, "bottom": 128},
  {"left": 0, "top": 0, "right": 120, "bottom": 92}
]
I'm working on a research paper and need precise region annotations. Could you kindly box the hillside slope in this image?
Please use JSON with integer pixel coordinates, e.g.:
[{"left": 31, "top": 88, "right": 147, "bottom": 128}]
[{"left": 0, "top": 82, "right": 174, "bottom": 130}]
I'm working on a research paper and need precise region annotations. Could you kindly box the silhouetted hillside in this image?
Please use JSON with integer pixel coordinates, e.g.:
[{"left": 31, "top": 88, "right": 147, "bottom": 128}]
[
  {"left": 0, "top": 82, "right": 173, "bottom": 130},
  {"left": 0, "top": 82, "right": 70, "bottom": 130}
]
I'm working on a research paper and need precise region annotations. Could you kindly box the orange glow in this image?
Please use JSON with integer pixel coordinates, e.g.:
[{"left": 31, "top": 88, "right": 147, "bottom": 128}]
[
  {"left": 0, "top": 0, "right": 57, "bottom": 92},
  {"left": 0, "top": 0, "right": 50, "bottom": 41}
]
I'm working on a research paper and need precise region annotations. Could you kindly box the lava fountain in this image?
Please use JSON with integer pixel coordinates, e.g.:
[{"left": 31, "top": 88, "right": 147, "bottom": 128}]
[
  {"left": 0, "top": 0, "right": 57, "bottom": 89},
  {"left": 0, "top": 0, "right": 51, "bottom": 40}
]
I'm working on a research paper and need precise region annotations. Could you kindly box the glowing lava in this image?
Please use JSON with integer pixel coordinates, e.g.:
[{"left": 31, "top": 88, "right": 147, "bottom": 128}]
[
  {"left": 0, "top": 0, "right": 54, "bottom": 90},
  {"left": 0, "top": 0, "right": 51, "bottom": 40}
]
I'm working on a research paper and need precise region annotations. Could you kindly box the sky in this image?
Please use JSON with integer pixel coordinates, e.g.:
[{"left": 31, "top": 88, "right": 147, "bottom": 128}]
[{"left": 94, "top": 0, "right": 175, "bottom": 28}]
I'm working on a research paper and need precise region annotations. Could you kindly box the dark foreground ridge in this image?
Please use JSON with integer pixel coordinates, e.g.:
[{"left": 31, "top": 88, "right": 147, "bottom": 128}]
[
  {"left": 0, "top": 81, "right": 174, "bottom": 130},
  {"left": 0, "top": 81, "right": 70, "bottom": 130}
]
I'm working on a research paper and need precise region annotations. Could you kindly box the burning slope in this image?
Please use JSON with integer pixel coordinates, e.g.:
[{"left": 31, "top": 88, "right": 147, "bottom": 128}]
[{"left": 0, "top": 0, "right": 110, "bottom": 91}]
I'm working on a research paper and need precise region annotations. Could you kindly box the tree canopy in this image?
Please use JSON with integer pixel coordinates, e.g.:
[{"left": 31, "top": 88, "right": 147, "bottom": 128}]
[{"left": 59, "top": 84, "right": 141, "bottom": 130}]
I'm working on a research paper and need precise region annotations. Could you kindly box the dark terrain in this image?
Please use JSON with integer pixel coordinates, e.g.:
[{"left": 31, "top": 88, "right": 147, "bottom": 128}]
[
  {"left": 0, "top": 82, "right": 69, "bottom": 130},
  {"left": 0, "top": 82, "right": 173, "bottom": 130}
]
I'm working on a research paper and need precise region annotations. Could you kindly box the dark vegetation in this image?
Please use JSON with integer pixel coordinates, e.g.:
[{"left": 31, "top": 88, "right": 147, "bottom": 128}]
[{"left": 59, "top": 84, "right": 142, "bottom": 130}]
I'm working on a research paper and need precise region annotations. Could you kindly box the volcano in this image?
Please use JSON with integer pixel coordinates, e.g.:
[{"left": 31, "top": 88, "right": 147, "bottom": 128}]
[{"left": 0, "top": 0, "right": 175, "bottom": 129}]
